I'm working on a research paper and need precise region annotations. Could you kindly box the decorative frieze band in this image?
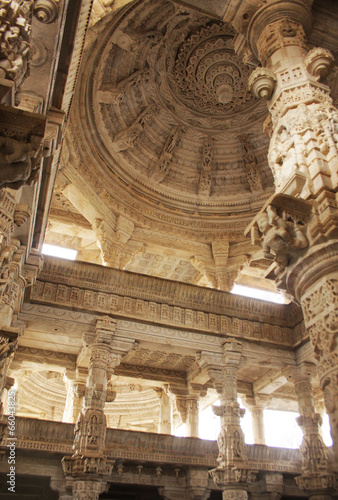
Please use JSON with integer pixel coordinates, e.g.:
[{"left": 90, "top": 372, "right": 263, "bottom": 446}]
[
  {"left": 30, "top": 279, "right": 301, "bottom": 346},
  {"left": 0, "top": 417, "right": 302, "bottom": 474},
  {"left": 38, "top": 257, "right": 302, "bottom": 326}
]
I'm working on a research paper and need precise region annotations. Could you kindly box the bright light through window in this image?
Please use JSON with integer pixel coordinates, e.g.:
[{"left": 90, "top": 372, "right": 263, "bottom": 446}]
[
  {"left": 321, "top": 413, "right": 333, "bottom": 447},
  {"left": 42, "top": 243, "right": 77, "bottom": 260},
  {"left": 199, "top": 404, "right": 220, "bottom": 440},
  {"left": 174, "top": 423, "right": 186, "bottom": 437},
  {"left": 199, "top": 399, "right": 254, "bottom": 443},
  {"left": 231, "top": 284, "right": 285, "bottom": 304},
  {"left": 188, "top": 402, "right": 333, "bottom": 451},
  {"left": 264, "top": 410, "right": 303, "bottom": 448}
]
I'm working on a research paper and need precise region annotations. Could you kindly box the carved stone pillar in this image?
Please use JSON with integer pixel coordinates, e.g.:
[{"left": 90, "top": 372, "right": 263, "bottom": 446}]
[
  {"left": 63, "top": 370, "right": 86, "bottom": 424},
  {"left": 282, "top": 362, "right": 333, "bottom": 498},
  {"left": 246, "top": 195, "right": 338, "bottom": 473},
  {"left": 186, "top": 467, "right": 211, "bottom": 500},
  {"left": 242, "top": 394, "right": 269, "bottom": 445},
  {"left": 238, "top": 2, "right": 338, "bottom": 494},
  {"left": 300, "top": 274, "right": 338, "bottom": 463},
  {"left": 72, "top": 480, "right": 105, "bottom": 500},
  {"left": 211, "top": 241, "right": 237, "bottom": 292},
  {"left": 159, "top": 486, "right": 187, "bottom": 500},
  {"left": 198, "top": 341, "right": 254, "bottom": 498},
  {"left": 155, "top": 387, "right": 171, "bottom": 434},
  {"left": 246, "top": 1, "right": 336, "bottom": 199},
  {"left": 50, "top": 476, "right": 72, "bottom": 500},
  {"left": 62, "top": 318, "right": 136, "bottom": 499},
  {"left": 250, "top": 471, "right": 283, "bottom": 500}
]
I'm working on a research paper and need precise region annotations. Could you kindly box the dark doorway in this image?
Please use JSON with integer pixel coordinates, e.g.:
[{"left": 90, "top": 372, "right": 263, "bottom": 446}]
[{"left": 101, "top": 483, "right": 163, "bottom": 499}]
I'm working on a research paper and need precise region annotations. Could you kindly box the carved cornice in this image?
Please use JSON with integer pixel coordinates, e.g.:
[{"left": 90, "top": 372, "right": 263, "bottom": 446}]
[{"left": 34, "top": 257, "right": 302, "bottom": 325}]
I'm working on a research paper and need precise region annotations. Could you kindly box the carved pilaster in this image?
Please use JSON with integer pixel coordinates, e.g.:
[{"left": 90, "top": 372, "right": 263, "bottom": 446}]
[
  {"left": 72, "top": 479, "right": 106, "bottom": 500},
  {"left": 186, "top": 468, "right": 211, "bottom": 500}
]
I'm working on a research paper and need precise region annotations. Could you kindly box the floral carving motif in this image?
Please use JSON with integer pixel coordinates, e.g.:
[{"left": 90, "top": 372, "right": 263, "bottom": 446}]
[{"left": 170, "top": 22, "right": 256, "bottom": 116}]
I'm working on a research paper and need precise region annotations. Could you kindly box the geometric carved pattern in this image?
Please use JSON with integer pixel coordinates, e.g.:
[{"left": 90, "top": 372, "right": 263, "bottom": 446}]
[{"left": 31, "top": 278, "right": 296, "bottom": 346}]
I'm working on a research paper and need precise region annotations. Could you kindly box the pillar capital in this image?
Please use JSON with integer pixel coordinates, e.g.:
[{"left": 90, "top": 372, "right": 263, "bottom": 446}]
[
  {"left": 282, "top": 362, "right": 317, "bottom": 384},
  {"left": 247, "top": 1, "right": 312, "bottom": 68},
  {"left": 242, "top": 393, "right": 270, "bottom": 410}
]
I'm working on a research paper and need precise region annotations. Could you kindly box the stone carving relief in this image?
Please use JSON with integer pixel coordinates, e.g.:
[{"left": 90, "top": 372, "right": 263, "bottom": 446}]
[
  {"left": 249, "top": 197, "right": 308, "bottom": 272},
  {"left": 268, "top": 103, "right": 338, "bottom": 195},
  {"left": 150, "top": 125, "right": 183, "bottom": 183},
  {"left": 112, "top": 103, "right": 159, "bottom": 152},
  {"left": 0, "top": 0, "right": 33, "bottom": 89},
  {"left": 0, "top": 0, "right": 57, "bottom": 92},
  {"left": 98, "top": 67, "right": 149, "bottom": 105},
  {"left": 0, "top": 135, "right": 42, "bottom": 189},
  {"left": 168, "top": 21, "right": 256, "bottom": 117},
  {"left": 31, "top": 278, "right": 295, "bottom": 346},
  {"left": 240, "top": 135, "right": 262, "bottom": 193},
  {"left": 198, "top": 137, "right": 213, "bottom": 196},
  {"left": 0, "top": 106, "right": 46, "bottom": 190}
]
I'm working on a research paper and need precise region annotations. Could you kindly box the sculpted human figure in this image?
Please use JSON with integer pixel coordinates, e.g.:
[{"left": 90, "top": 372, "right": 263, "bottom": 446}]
[
  {"left": 256, "top": 205, "right": 308, "bottom": 270},
  {"left": 0, "top": 136, "right": 40, "bottom": 189},
  {"left": 217, "top": 427, "right": 227, "bottom": 466},
  {"left": 0, "top": 337, "right": 17, "bottom": 372}
]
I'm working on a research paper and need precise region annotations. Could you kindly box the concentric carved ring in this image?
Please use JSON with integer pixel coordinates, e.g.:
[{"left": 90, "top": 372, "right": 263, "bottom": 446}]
[{"left": 168, "top": 22, "right": 256, "bottom": 116}]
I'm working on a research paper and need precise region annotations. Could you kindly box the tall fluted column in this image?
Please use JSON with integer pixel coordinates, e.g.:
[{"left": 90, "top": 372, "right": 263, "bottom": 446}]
[{"left": 198, "top": 341, "right": 254, "bottom": 500}]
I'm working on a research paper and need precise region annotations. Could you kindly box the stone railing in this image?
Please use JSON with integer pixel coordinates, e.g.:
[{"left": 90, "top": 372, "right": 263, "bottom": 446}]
[{"left": 0, "top": 416, "right": 302, "bottom": 474}]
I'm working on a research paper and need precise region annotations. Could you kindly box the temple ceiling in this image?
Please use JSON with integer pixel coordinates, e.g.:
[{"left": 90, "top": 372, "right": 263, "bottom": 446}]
[{"left": 45, "top": 0, "right": 338, "bottom": 293}]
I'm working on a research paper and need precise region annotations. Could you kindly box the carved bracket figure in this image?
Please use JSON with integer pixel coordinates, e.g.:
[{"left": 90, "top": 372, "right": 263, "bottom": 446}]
[{"left": 246, "top": 194, "right": 310, "bottom": 273}]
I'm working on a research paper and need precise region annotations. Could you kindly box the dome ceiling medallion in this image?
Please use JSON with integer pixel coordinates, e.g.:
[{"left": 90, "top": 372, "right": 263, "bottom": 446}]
[{"left": 169, "top": 22, "right": 256, "bottom": 116}]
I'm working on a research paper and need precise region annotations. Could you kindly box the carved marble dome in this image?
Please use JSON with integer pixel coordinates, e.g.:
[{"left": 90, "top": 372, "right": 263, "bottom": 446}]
[{"left": 68, "top": 0, "right": 273, "bottom": 216}]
